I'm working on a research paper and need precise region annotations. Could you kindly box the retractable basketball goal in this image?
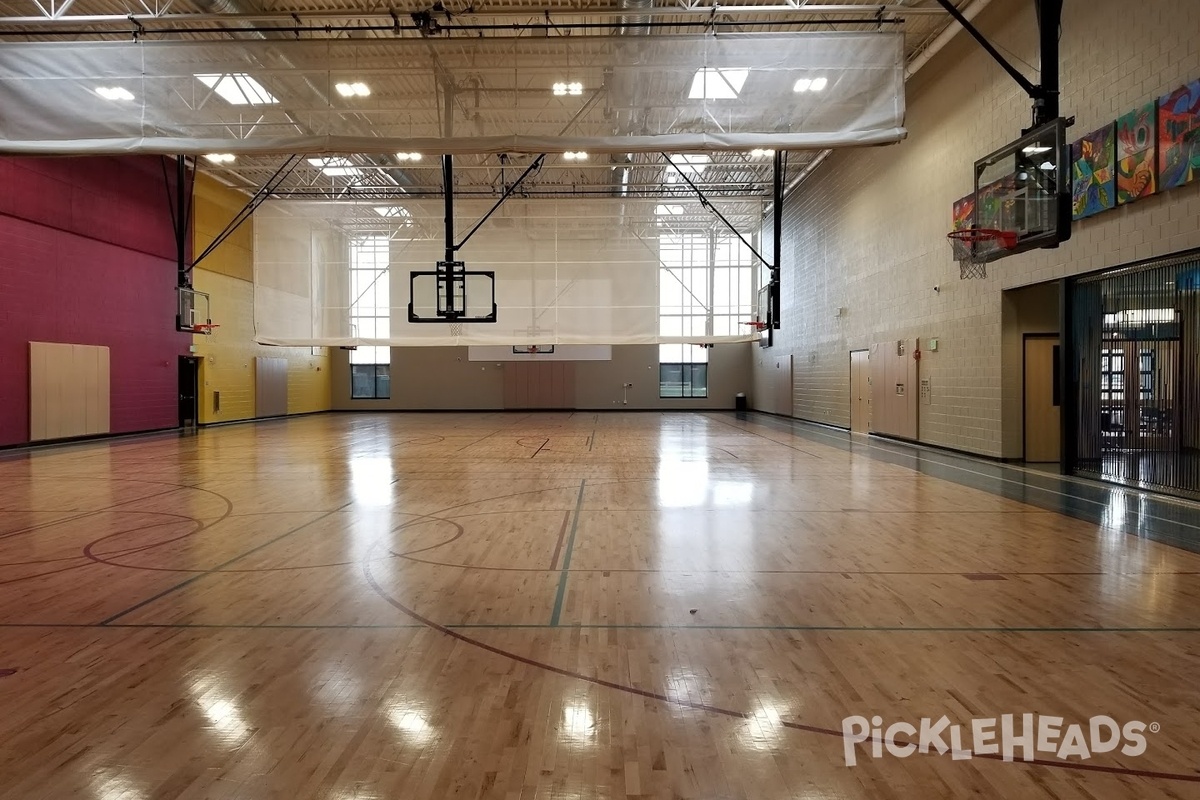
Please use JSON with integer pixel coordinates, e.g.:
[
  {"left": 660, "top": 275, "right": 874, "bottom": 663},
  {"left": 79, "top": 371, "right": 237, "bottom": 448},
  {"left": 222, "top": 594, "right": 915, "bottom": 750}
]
[
  {"left": 947, "top": 116, "right": 1072, "bottom": 280},
  {"left": 946, "top": 227, "right": 1018, "bottom": 280}
]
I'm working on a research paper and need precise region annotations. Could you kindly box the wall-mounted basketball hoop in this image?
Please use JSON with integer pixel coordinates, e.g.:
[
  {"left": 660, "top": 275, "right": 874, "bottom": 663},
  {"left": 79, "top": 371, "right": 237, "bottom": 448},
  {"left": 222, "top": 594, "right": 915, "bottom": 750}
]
[
  {"left": 946, "top": 227, "right": 1018, "bottom": 280},
  {"left": 176, "top": 286, "right": 215, "bottom": 333}
]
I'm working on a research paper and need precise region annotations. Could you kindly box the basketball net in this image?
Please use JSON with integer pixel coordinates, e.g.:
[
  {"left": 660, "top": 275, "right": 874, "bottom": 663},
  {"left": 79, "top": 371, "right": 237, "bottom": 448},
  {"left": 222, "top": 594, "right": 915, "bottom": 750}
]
[{"left": 947, "top": 229, "right": 1016, "bottom": 280}]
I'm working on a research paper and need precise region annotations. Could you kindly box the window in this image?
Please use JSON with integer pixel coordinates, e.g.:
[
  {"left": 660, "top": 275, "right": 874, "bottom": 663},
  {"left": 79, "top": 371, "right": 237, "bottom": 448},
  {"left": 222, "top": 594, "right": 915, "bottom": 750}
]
[
  {"left": 351, "top": 364, "right": 390, "bottom": 400},
  {"left": 656, "top": 227, "right": 756, "bottom": 398},
  {"left": 350, "top": 236, "right": 391, "bottom": 399},
  {"left": 659, "top": 344, "right": 708, "bottom": 398}
]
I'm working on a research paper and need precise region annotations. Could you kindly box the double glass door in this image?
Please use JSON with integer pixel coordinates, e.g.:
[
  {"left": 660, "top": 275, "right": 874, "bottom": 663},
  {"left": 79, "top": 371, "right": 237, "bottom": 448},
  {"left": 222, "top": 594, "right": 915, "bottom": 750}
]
[{"left": 1099, "top": 340, "right": 1177, "bottom": 452}]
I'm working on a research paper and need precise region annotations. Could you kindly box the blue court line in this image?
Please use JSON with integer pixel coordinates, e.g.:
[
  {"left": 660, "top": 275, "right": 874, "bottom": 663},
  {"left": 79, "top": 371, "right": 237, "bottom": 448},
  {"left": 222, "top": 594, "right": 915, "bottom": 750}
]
[{"left": 549, "top": 479, "right": 587, "bottom": 626}]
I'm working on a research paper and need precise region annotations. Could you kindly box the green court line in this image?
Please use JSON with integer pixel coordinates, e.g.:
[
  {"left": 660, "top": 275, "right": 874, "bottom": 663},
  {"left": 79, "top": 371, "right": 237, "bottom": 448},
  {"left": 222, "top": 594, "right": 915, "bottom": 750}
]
[
  {"left": 549, "top": 479, "right": 587, "bottom": 626},
  {"left": 96, "top": 503, "right": 351, "bottom": 626}
]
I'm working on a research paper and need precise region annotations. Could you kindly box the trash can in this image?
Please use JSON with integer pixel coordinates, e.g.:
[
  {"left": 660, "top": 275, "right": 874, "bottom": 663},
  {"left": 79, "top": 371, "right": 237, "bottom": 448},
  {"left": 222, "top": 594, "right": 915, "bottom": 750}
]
[{"left": 734, "top": 392, "right": 747, "bottom": 412}]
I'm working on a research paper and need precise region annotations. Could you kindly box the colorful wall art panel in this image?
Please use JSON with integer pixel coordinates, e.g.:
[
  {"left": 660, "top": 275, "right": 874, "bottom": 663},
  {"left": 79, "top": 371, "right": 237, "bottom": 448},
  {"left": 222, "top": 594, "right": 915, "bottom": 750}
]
[
  {"left": 1116, "top": 102, "right": 1156, "bottom": 204},
  {"left": 1159, "top": 79, "right": 1200, "bottom": 190},
  {"left": 1072, "top": 124, "right": 1116, "bottom": 220}
]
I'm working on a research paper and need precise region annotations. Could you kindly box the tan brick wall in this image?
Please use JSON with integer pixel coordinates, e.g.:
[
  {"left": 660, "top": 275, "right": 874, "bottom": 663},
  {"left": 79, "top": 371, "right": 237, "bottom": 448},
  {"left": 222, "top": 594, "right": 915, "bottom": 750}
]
[{"left": 761, "top": 0, "right": 1200, "bottom": 456}]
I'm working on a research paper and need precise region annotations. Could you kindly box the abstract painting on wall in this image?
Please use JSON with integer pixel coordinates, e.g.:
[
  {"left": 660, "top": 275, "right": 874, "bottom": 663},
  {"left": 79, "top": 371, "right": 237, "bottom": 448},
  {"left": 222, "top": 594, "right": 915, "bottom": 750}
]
[
  {"left": 1116, "top": 102, "right": 1156, "bottom": 204},
  {"left": 1159, "top": 78, "right": 1200, "bottom": 190},
  {"left": 1071, "top": 124, "right": 1115, "bottom": 220}
]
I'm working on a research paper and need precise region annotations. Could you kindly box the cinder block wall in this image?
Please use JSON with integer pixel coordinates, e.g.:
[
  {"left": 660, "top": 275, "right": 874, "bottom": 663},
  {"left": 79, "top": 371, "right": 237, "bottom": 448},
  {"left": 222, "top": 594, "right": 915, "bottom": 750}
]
[{"left": 761, "top": 0, "right": 1200, "bottom": 457}]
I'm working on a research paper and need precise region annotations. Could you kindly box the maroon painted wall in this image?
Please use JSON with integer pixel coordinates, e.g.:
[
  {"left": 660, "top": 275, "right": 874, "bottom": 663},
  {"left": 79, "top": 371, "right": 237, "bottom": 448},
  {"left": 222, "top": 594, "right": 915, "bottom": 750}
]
[{"left": 0, "top": 156, "right": 190, "bottom": 446}]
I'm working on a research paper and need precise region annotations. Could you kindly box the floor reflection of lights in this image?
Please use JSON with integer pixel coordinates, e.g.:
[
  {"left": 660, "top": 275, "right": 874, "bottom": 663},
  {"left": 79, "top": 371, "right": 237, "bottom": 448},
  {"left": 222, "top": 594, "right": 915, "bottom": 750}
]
[
  {"left": 663, "top": 667, "right": 712, "bottom": 711},
  {"left": 189, "top": 675, "right": 253, "bottom": 746},
  {"left": 329, "top": 790, "right": 381, "bottom": 800},
  {"left": 386, "top": 701, "right": 435, "bottom": 744},
  {"left": 560, "top": 700, "right": 596, "bottom": 744},
  {"left": 350, "top": 456, "right": 394, "bottom": 507},
  {"left": 738, "top": 699, "right": 786, "bottom": 752},
  {"left": 90, "top": 769, "right": 145, "bottom": 800}
]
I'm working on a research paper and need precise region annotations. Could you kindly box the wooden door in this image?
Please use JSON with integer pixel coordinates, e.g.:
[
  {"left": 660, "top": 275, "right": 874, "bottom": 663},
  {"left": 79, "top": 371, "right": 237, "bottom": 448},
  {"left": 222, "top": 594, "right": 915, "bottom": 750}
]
[
  {"left": 850, "top": 350, "right": 869, "bottom": 433},
  {"left": 1024, "top": 336, "right": 1061, "bottom": 462}
]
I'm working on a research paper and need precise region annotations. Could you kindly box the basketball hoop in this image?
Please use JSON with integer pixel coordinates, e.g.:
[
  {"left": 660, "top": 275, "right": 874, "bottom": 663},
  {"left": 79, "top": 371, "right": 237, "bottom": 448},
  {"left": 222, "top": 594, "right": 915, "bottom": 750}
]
[
  {"left": 741, "top": 320, "right": 770, "bottom": 332},
  {"left": 947, "top": 227, "right": 1017, "bottom": 280},
  {"left": 526, "top": 346, "right": 539, "bottom": 355},
  {"left": 192, "top": 323, "right": 220, "bottom": 335}
]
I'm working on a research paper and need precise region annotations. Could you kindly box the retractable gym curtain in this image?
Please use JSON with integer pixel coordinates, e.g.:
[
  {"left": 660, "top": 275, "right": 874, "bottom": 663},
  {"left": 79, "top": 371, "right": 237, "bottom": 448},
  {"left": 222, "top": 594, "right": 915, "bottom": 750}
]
[
  {"left": 0, "top": 33, "right": 905, "bottom": 155},
  {"left": 253, "top": 197, "right": 764, "bottom": 346}
]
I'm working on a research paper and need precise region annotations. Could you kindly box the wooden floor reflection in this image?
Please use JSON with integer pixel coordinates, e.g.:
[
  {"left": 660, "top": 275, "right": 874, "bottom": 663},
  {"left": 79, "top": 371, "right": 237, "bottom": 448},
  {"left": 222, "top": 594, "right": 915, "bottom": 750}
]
[{"left": 2, "top": 412, "right": 1200, "bottom": 799}]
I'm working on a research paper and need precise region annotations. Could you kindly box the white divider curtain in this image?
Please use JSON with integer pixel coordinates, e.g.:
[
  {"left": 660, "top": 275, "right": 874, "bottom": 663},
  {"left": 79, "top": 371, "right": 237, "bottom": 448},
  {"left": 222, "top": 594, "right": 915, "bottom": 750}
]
[
  {"left": 0, "top": 33, "right": 904, "bottom": 155},
  {"left": 252, "top": 197, "right": 764, "bottom": 346}
]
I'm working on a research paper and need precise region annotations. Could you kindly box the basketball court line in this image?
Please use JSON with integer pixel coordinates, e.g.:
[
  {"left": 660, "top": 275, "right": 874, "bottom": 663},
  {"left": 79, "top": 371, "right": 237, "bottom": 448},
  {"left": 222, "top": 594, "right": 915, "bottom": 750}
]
[
  {"left": 95, "top": 501, "right": 354, "bottom": 625},
  {"left": 362, "top": 548, "right": 1200, "bottom": 786},
  {"left": 712, "top": 413, "right": 1200, "bottom": 543},
  {"left": 729, "top": 411, "right": 1200, "bottom": 512},
  {"left": 549, "top": 479, "right": 587, "bottom": 626}
]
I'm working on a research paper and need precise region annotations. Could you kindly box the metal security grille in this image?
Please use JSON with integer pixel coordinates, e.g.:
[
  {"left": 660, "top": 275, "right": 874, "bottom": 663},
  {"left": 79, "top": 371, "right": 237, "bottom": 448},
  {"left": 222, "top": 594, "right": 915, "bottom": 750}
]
[{"left": 1069, "top": 250, "right": 1200, "bottom": 498}]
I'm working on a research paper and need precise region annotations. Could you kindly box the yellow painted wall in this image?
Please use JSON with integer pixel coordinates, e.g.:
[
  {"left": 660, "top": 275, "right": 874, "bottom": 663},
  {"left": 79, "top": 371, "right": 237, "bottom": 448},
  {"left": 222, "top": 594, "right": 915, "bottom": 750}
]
[{"left": 191, "top": 174, "right": 331, "bottom": 423}]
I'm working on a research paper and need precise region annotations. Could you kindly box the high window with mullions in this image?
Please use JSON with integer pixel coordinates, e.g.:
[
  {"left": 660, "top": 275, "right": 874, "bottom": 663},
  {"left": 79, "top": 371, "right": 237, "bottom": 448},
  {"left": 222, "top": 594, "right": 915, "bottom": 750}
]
[
  {"left": 657, "top": 229, "right": 756, "bottom": 398},
  {"left": 349, "top": 236, "right": 391, "bottom": 399}
]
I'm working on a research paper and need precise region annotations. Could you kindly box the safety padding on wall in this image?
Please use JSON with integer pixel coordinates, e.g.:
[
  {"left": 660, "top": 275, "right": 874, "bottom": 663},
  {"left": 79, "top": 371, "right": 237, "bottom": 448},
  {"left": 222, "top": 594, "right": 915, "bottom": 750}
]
[
  {"left": 29, "top": 341, "right": 110, "bottom": 441},
  {"left": 254, "top": 356, "right": 288, "bottom": 418},
  {"left": 869, "top": 339, "right": 919, "bottom": 440}
]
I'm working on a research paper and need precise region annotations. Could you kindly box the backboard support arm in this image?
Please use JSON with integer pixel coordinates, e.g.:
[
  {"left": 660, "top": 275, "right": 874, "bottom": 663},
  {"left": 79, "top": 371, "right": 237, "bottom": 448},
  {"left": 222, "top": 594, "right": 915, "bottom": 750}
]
[
  {"left": 454, "top": 154, "right": 546, "bottom": 250},
  {"left": 661, "top": 153, "right": 772, "bottom": 272},
  {"left": 932, "top": 0, "right": 1062, "bottom": 128}
]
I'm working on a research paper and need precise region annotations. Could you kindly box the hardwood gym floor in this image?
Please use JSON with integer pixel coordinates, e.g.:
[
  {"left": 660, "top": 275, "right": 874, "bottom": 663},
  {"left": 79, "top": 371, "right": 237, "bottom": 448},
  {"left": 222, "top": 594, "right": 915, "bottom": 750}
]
[{"left": 2, "top": 412, "right": 1199, "bottom": 799}]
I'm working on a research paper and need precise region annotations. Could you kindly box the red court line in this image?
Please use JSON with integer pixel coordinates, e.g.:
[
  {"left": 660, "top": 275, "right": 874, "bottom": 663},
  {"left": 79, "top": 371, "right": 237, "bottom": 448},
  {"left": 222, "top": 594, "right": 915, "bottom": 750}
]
[{"left": 362, "top": 549, "right": 1200, "bottom": 786}]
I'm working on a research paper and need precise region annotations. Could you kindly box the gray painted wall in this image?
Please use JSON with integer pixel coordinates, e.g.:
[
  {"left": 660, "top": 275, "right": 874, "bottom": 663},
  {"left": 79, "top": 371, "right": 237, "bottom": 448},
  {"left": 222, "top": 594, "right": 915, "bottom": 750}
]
[{"left": 332, "top": 344, "right": 753, "bottom": 410}]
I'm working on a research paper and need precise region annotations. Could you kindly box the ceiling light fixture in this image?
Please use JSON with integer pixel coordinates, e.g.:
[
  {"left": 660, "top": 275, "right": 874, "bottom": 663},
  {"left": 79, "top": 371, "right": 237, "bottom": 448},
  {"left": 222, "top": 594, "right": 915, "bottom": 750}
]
[
  {"left": 552, "top": 82, "right": 584, "bottom": 96},
  {"left": 793, "top": 76, "right": 828, "bottom": 93},
  {"left": 395, "top": 152, "right": 422, "bottom": 161},
  {"left": 204, "top": 153, "right": 236, "bottom": 164},
  {"left": 307, "top": 157, "right": 362, "bottom": 177},
  {"left": 664, "top": 153, "right": 710, "bottom": 182},
  {"left": 196, "top": 73, "right": 278, "bottom": 106},
  {"left": 689, "top": 68, "right": 749, "bottom": 100},
  {"left": 563, "top": 151, "right": 588, "bottom": 160},
  {"left": 335, "top": 82, "right": 371, "bottom": 98},
  {"left": 95, "top": 87, "right": 134, "bottom": 101},
  {"left": 749, "top": 148, "right": 775, "bottom": 158}
]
